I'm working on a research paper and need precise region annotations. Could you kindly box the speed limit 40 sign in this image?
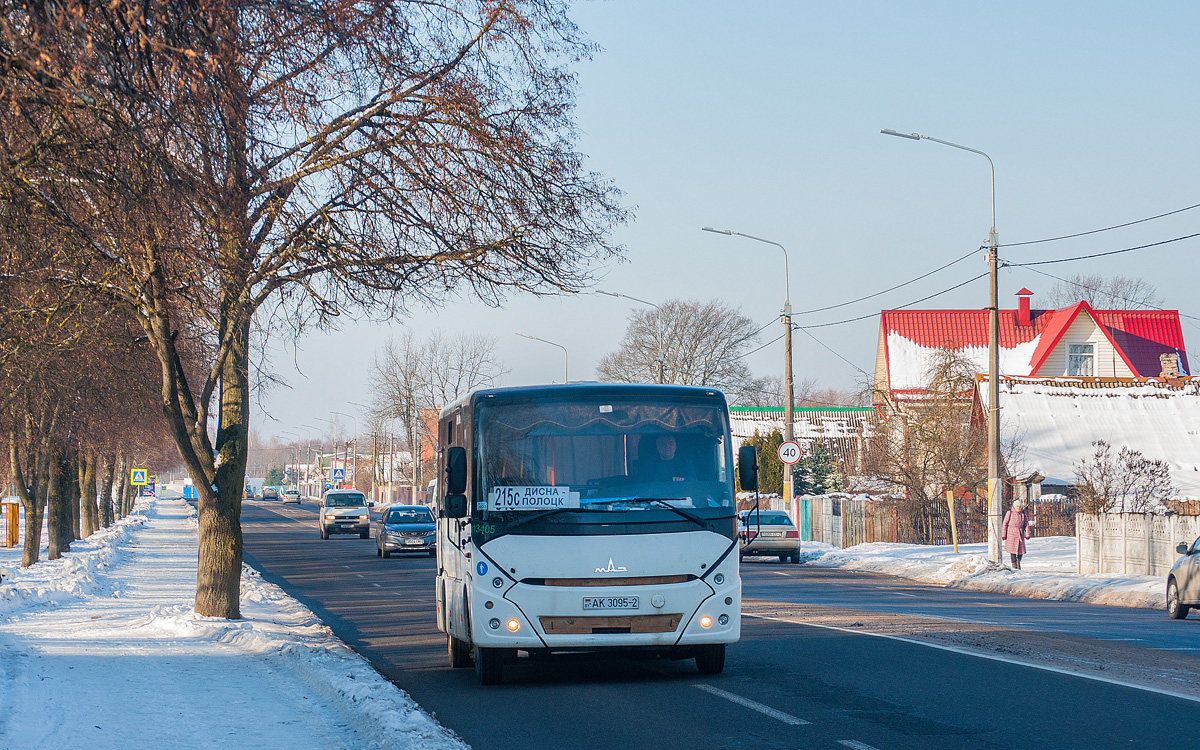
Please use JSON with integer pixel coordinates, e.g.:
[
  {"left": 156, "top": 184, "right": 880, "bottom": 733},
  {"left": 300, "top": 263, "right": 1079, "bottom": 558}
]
[{"left": 777, "top": 441, "right": 801, "bottom": 465}]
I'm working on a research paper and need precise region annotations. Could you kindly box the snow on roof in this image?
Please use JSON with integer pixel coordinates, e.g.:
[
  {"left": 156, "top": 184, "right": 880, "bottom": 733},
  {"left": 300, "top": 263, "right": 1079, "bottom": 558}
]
[
  {"left": 978, "top": 377, "right": 1200, "bottom": 499},
  {"left": 881, "top": 304, "right": 1189, "bottom": 392}
]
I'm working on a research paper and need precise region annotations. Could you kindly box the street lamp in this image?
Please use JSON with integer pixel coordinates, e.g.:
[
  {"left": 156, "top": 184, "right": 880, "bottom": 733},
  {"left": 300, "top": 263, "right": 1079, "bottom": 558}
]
[
  {"left": 881, "top": 127, "right": 1002, "bottom": 564},
  {"left": 331, "top": 410, "right": 358, "bottom": 490},
  {"left": 280, "top": 431, "right": 302, "bottom": 490},
  {"left": 596, "top": 290, "right": 665, "bottom": 383},
  {"left": 516, "top": 333, "right": 569, "bottom": 383},
  {"left": 701, "top": 227, "right": 795, "bottom": 515}
]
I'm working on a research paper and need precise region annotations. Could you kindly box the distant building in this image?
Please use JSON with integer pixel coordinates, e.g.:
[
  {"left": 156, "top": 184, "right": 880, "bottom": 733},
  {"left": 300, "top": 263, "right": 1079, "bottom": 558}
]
[
  {"left": 874, "top": 289, "right": 1189, "bottom": 405},
  {"left": 728, "top": 406, "right": 877, "bottom": 473}
]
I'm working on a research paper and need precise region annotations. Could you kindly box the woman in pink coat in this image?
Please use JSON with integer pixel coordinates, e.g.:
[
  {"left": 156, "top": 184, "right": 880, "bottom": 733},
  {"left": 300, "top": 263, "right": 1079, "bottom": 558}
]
[{"left": 1002, "top": 499, "right": 1032, "bottom": 569}]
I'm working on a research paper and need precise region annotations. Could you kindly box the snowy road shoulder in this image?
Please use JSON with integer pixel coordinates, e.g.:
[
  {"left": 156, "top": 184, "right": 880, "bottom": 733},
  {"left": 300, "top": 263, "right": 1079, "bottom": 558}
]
[
  {"left": 797, "top": 536, "right": 1167, "bottom": 610},
  {"left": 0, "top": 496, "right": 465, "bottom": 750}
]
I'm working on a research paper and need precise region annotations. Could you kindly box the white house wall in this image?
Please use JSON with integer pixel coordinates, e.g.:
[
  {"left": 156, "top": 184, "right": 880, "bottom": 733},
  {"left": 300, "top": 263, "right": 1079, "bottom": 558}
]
[{"left": 1034, "top": 314, "right": 1135, "bottom": 377}]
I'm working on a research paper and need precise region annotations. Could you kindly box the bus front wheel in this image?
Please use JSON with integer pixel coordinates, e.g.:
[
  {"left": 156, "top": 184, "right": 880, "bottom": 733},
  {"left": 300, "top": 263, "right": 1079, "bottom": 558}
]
[
  {"left": 474, "top": 646, "right": 504, "bottom": 685},
  {"left": 695, "top": 644, "right": 726, "bottom": 675}
]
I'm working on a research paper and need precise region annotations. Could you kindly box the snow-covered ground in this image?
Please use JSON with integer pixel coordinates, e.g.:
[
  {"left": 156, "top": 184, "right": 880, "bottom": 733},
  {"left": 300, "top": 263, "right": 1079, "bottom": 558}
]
[
  {"left": 797, "top": 536, "right": 1168, "bottom": 610},
  {"left": 0, "top": 496, "right": 464, "bottom": 750}
]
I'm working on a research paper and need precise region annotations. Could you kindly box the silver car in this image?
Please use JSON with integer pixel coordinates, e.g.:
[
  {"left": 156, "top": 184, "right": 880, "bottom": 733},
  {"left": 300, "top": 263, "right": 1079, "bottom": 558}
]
[
  {"left": 739, "top": 509, "right": 801, "bottom": 563},
  {"left": 1167, "top": 535, "right": 1200, "bottom": 619},
  {"left": 282, "top": 489, "right": 301, "bottom": 504}
]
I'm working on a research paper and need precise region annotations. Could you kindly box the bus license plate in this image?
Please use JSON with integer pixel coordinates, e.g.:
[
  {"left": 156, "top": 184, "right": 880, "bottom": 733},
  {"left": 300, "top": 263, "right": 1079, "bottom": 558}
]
[{"left": 583, "top": 596, "right": 639, "bottom": 610}]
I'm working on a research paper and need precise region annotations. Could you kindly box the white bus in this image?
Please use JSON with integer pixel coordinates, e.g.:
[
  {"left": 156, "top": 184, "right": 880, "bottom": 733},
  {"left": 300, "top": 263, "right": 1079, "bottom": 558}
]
[{"left": 434, "top": 383, "right": 760, "bottom": 684}]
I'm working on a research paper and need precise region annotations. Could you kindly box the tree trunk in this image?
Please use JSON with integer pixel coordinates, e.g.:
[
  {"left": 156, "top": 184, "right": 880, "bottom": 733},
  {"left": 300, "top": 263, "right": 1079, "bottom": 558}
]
[
  {"left": 69, "top": 451, "right": 82, "bottom": 540},
  {"left": 81, "top": 449, "right": 98, "bottom": 537},
  {"left": 196, "top": 314, "right": 250, "bottom": 619},
  {"left": 115, "top": 456, "right": 128, "bottom": 520},
  {"left": 47, "top": 450, "right": 71, "bottom": 560},
  {"left": 99, "top": 453, "right": 115, "bottom": 527},
  {"left": 122, "top": 462, "right": 136, "bottom": 517}
]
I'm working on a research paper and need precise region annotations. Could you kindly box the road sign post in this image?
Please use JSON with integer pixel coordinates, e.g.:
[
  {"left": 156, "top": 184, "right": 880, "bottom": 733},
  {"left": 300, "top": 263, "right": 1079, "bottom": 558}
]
[{"left": 777, "top": 442, "right": 801, "bottom": 523}]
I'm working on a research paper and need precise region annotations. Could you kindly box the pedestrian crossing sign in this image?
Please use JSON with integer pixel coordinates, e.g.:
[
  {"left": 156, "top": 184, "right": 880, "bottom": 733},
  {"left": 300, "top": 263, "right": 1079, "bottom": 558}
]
[
  {"left": 332, "top": 468, "right": 345, "bottom": 480},
  {"left": 130, "top": 469, "right": 147, "bottom": 486}
]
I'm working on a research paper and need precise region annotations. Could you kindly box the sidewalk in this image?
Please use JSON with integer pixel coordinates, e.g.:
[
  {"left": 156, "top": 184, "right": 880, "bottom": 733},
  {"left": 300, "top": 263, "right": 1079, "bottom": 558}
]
[
  {"left": 0, "top": 497, "right": 465, "bottom": 750},
  {"left": 798, "top": 536, "right": 1168, "bottom": 610}
]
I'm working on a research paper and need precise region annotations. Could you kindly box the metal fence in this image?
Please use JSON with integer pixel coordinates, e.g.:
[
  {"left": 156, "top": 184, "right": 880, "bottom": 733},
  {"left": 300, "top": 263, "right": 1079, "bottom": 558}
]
[
  {"left": 804, "top": 494, "right": 1080, "bottom": 548},
  {"left": 1077, "top": 513, "right": 1200, "bottom": 577}
]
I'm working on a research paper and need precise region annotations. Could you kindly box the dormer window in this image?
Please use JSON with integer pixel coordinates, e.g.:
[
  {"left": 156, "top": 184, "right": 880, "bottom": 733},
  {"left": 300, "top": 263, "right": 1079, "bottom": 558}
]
[{"left": 1068, "top": 343, "right": 1094, "bottom": 376}]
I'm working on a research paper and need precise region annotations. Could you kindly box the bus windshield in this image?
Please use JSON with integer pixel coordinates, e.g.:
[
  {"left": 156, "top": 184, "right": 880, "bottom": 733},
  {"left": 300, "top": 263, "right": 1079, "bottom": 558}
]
[{"left": 475, "top": 394, "right": 735, "bottom": 537}]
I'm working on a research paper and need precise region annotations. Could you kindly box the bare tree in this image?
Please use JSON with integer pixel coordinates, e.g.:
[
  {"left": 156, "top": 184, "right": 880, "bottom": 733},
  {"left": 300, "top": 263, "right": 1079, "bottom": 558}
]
[
  {"left": 596, "top": 299, "right": 764, "bottom": 402},
  {"left": 2, "top": 0, "right": 625, "bottom": 617},
  {"left": 1073, "top": 440, "right": 1174, "bottom": 514},
  {"left": 370, "top": 330, "right": 507, "bottom": 497},
  {"left": 1041, "top": 274, "right": 1164, "bottom": 310}
]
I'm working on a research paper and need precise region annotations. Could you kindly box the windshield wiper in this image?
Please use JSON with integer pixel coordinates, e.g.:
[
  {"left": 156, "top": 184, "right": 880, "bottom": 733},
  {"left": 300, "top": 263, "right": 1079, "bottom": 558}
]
[
  {"left": 501, "top": 506, "right": 593, "bottom": 534},
  {"left": 586, "top": 498, "right": 713, "bottom": 530}
]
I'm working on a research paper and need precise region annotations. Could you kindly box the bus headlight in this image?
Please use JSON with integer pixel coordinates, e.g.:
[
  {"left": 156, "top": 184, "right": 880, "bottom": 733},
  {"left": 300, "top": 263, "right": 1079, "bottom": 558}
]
[
  {"left": 506, "top": 619, "right": 521, "bottom": 632},
  {"left": 718, "top": 614, "right": 729, "bottom": 626},
  {"left": 699, "top": 615, "right": 713, "bottom": 628},
  {"left": 489, "top": 618, "right": 500, "bottom": 630},
  {"left": 714, "top": 573, "right": 724, "bottom": 585}
]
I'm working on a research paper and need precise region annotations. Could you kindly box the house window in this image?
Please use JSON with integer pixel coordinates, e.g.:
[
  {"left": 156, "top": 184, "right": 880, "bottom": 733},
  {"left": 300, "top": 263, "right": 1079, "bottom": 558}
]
[{"left": 1068, "top": 343, "right": 1094, "bottom": 376}]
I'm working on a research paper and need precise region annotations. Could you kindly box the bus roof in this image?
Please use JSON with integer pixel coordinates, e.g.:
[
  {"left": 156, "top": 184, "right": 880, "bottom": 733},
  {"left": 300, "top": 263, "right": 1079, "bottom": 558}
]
[{"left": 441, "top": 383, "right": 729, "bottom": 419}]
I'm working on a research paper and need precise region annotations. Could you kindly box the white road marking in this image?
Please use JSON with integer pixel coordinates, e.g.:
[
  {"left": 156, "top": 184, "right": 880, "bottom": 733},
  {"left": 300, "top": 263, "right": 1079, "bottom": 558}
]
[
  {"left": 355, "top": 574, "right": 365, "bottom": 578},
  {"left": 692, "top": 684, "right": 810, "bottom": 726},
  {"left": 372, "top": 583, "right": 381, "bottom": 588},
  {"left": 747, "top": 614, "right": 1200, "bottom": 704},
  {"left": 838, "top": 740, "right": 881, "bottom": 750},
  {"left": 773, "top": 571, "right": 789, "bottom": 576},
  {"left": 893, "top": 592, "right": 918, "bottom": 598}
]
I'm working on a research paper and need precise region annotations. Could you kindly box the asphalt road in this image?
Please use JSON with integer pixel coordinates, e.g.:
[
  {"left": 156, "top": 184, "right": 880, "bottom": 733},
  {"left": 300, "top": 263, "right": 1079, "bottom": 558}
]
[{"left": 241, "top": 500, "right": 1200, "bottom": 750}]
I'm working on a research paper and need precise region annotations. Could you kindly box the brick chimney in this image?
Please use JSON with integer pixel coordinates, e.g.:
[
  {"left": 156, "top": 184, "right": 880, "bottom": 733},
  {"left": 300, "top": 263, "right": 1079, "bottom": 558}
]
[
  {"left": 1015, "top": 288, "right": 1033, "bottom": 327},
  {"left": 1160, "top": 352, "right": 1180, "bottom": 378}
]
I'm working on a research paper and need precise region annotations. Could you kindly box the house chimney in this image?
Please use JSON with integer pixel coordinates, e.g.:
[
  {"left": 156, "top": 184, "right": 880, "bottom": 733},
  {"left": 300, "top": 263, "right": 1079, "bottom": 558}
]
[
  {"left": 1160, "top": 352, "right": 1180, "bottom": 378},
  {"left": 1016, "top": 288, "right": 1033, "bottom": 327}
]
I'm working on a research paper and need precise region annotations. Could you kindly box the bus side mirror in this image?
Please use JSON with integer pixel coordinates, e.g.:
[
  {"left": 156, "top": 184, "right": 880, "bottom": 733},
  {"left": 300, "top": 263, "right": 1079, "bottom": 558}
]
[
  {"left": 738, "top": 446, "right": 758, "bottom": 492},
  {"left": 446, "top": 446, "right": 467, "bottom": 494},
  {"left": 445, "top": 493, "right": 468, "bottom": 519}
]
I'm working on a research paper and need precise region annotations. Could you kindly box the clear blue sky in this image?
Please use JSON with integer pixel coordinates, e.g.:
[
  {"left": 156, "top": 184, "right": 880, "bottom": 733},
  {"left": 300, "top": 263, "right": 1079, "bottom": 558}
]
[{"left": 255, "top": 1, "right": 1200, "bottom": 440}]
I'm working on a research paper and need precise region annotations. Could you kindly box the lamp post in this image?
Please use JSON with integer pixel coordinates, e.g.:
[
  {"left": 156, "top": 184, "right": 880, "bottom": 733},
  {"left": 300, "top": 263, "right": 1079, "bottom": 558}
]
[
  {"left": 280, "top": 431, "right": 302, "bottom": 490},
  {"left": 516, "top": 333, "right": 569, "bottom": 383},
  {"left": 701, "top": 227, "right": 794, "bottom": 515},
  {"left": 596, "top": 290, "right": 665, "bottom": 383},
  {"left": 881, "top": 128, "right": 1002, "bottom": 564},
  {"left": 331, "top": 410, "right": 358, "bottom": 490},
  {"left": 312, "top": 416, "right": 340, "bottom": 491},
  {"left": 348, "top": 401, "right": 376, "bottom": 502}
]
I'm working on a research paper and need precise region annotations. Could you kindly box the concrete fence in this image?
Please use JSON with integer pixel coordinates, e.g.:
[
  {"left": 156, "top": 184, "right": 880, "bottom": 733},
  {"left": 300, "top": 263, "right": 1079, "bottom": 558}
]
[{"left": 1076, "top": 513, "right": 1200, "bottom": 576}]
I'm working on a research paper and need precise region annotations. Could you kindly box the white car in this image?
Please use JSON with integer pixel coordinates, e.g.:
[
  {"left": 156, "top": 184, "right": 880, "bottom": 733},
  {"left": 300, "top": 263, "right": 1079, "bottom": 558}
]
[
  {"left": 319, "top": 490, "right": 370, "bottom": 539},
  {"left": 282, "top": 489, "right": 301, "bottom": 504}
]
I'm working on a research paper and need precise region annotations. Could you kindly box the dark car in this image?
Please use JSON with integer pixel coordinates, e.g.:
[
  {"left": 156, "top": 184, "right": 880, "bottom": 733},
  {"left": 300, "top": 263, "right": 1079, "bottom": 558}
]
[{"left": 375, "top": 504, "right": 437, "bottom": 558}]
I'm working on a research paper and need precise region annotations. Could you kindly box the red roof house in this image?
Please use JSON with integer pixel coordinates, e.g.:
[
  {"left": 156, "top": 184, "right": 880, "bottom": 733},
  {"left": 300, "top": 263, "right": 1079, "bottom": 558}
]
[{"left": 874, "top": 289, "right": 1189, "bottom": 402}]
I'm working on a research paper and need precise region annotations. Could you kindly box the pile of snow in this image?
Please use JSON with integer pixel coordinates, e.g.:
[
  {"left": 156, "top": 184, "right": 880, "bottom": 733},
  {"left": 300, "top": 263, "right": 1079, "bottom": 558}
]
[
  {"left": 800, "top": 536, "right": 1167, "bottom": 610},
  {"left": 0, "top": 495, "right": 464, "bottom": 750}
]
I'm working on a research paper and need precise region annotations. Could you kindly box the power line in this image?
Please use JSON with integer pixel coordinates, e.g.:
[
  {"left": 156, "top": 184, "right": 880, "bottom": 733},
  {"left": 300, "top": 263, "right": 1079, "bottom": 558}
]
[
  {"left": 999, "top": 200, "right": 1200, "bottom": 248},
  {"left": 729, "top": 332, "right": 785, "bottom": 362},
  {"left": 796, "top": 272, "right": 989, "bottom": 329},
  {"left": 796, "top": 326, "right": 870, "bottom": 375},
  {"left": 1005, "top": 232, "right": 1200, "bottom": 268},
  {"left": 1016, "top": 266, "right": 1200, "bottom": 323},
  {"left": 795, "top": 249, "right": 977, "bottom": 315}
]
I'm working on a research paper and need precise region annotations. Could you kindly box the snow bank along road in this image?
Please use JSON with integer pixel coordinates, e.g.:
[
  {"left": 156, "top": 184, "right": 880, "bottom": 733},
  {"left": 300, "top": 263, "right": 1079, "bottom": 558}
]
[
  {"left": 241, "top": 499, "right": 1200, "bottom": 750},
  {"left": 0, "top": 497, "right": 464, "bottom": 750}
]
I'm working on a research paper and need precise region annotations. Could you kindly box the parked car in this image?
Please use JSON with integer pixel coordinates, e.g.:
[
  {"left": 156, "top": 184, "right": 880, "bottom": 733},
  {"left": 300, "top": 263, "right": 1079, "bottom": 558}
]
[
  {"left": 262, "top": 486, "right": 280, "bottom": 500},
  {"left": 1167, "top": 534, "right": 1200, "bottom": 619},
  {"left": 374, "top": 504, "right": 437, "bottom": 558},
  {"left": 319, "top": 490, "right": 370, "bottom": 539},
  {"left": 281, "top": 489, "right": 301, "bottom": 504},
  {"left": 738, "top": 509, "right": 801, "bottom": 563}
]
